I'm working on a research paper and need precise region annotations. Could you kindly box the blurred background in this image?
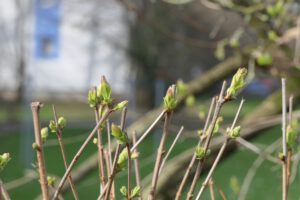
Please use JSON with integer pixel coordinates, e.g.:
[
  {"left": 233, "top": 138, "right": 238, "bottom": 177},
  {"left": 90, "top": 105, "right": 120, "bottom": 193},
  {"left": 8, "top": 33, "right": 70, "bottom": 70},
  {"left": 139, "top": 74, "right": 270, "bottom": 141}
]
[{"left": 0, "top": 0, "right": 300, "bottom": 199}]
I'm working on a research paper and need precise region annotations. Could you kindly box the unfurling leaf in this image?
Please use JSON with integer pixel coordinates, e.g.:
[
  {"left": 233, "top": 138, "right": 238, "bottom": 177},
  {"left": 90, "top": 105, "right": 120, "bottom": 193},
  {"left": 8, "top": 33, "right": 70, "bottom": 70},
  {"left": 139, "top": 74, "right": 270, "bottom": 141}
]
[
  {"left": 111, "top": 123, "right": 127, "bottom": 144},
  {"left": 41, "top": 127, "right": 49, "bottom": 143},
  {"left": 49, "top": 120, "right": 57, "bottom": 133},
  {"left": 163, "top": 85, "right": 177, "bottom": 112},
  {"left": 99, "top": 76, "right": 112, "bottom": 105},
  {"left": 131, "top": 186, "right": 141, "bottom": 198},
  {"left": 0, "top": 153, "right": 11, "bottom": 171},
  {"left": 88, "top": 88, "right": 99, "bottom": 108},
  {"left": 113, "top": 101, "right": 128, "bottom": 111},
  {"left": 117, "top": 148, "right": 129, "bottom": 171},
  {"left": 195, "top": 146, "right": 209, "bottom": 159},
  {"left": 226, "top": 68, "right": 247, "bottom": 99},
  {"left": 47, "top": 176, "right": 56, "bottom": 187},
  {"left": 228, "top": 126, "right": 241, "bottom": 139},
  {"left": 58, "top": 117, "right": 67, "bottom": 129},
  {"left": 120, "top": 186, "right": 128, "bottom": 197}
]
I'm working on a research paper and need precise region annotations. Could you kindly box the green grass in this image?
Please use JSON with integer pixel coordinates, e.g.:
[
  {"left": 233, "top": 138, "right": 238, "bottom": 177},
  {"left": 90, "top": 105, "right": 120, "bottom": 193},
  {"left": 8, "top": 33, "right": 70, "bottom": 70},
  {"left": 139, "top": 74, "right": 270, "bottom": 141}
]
[{"left": 1, "top": 99, "right": 299, "bottom": 199}]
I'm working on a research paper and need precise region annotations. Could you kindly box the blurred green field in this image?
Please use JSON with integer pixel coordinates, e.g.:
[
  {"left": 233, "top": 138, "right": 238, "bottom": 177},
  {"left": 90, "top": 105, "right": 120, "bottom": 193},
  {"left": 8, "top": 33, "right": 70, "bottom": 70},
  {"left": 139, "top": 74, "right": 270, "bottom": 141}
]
[{"left": 0, "top": 99, "right": 299, "bottom": 199}]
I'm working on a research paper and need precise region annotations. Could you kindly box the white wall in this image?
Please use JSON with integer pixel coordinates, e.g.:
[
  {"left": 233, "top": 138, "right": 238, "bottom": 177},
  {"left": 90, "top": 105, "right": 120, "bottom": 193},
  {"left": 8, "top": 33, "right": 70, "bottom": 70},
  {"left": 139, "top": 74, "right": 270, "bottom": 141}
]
[{"left": 0, "top": 0, "right": 130, "bottom": 100}]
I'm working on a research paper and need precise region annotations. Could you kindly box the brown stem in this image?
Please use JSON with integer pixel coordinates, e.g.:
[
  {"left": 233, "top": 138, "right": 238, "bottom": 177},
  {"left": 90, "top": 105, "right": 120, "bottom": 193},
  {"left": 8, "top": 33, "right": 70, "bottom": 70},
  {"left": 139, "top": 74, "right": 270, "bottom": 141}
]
[
  {"left": 281, "top": 78, "right": 287, "bottom": 200},
  {"left": 175, "top": 97, "right": 216, "bottom": 200},
  {"left": 31, "top": 102, "right": 49, "bottom": 200},
  {"left": 95, "top": 105, "right": 106, "bottom": 190},
  {"left": 196, "top": 138, "right": 229, "bottom": 200},
  {"left": 132, "top": 132, "right": 143, "bottom": 200},
  {"left": 208, "top": 179, "right": 215, "bottom": 200},
  {"left": 195, "top": 99, "right": 245, "bottom": 200},
  {"left": 52, "top": 105, "right": 79, "bottom": 200},
  {"left": 0, "top": 179, "right": 10, "bottom": 200},
  {"left": 126, "top": 143, "right": 132, "bottom": 200},
  {"left": 103, "top": 108, "right": 128, "bottom": 200},
  {"left": 148, "top": 112, "right": 171, "bottom": 200},
  {"left": 52, "top": 109, "right": 113, "bottom": 200},
  {"left": 187, "top": 83, "right": 227, "bottom": 200}
]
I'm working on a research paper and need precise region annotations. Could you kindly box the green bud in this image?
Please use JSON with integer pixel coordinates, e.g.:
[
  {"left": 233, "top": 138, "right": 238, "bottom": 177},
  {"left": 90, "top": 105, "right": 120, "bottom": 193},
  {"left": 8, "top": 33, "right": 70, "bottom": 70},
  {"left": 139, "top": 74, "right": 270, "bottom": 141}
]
[
  {"left": 256, "top": 53, "right": 273, "bottom": 66},
  {"left": 229, "top": 176, "right": 240, "bottom": 195},
  {"left": 131, "top": 151, "right": 139, "bottom": 160},
  {"left": 111, "top": 123, "right": 127, "bottom": 144},
  {"left": 226, "top": 68, "right": 247, "bottom": 99},
  {"left": 47, "top": 176, "right": 56, "bottom": 187},
  {"left": 120, "top": 186, "right": 128, "bottom": 197},
  {"left": 213, "top": 117, "right": 223, "bottom": 135},
  {"left": 286, "top": 125, "right": 297, "bottom": 148},
  {"left": 117, "top": 148, "right": 128, "bottom": 171},
  {"left": 278, "top": 152, "right": 284, "bottom": 160},
  {"left": 32, "top": 142, "right": 40, "bottom": 151},
  {"left": 185, "top": 95, "right": 196, "bottom": 107},
  {"left": 195, "top": 146, "right": 206, "bottom": 159},
  {"left": 88, "top": 88, "right": 99, "bottom": 108},
  {"left": 228, "top": 126, "right": 241, "bottom": 139},
  {"left": 99, "top": 76, "right": 112, "bottom": 105},
  {"left": 113, "top": 100, "right": 128, "bottom": 111},
  {"left": 0, "top": 153, "right": 11, "bottom": 171},
  {"left": 268, "top": 31, "right": 278, "bottom": 42},
  {"left": 131, "top": 186, "right": 141, "bottom": 198},
  {"left": 93, "top": 137, "right": 98, "bottom": 145},
  {"left": 49, "top": 120, "right": 57, "bottom": 133},
  {"left": 197, "top": 129, "right": 203, "bottom": 137},
  {"left": 41, "top": 127, "right": 49, "bottom": 143},
  {"left": 58, "top": 117, "right": 66, "bottom": 129},
  {"left": 176, "top": 79, "right": 188, "bottom": 97},
  {"left": 198, "top": 111, "right": 205, "bottom": 120},
  {"left": 163, "top": 85, "right": 177, "bottom": 112}
]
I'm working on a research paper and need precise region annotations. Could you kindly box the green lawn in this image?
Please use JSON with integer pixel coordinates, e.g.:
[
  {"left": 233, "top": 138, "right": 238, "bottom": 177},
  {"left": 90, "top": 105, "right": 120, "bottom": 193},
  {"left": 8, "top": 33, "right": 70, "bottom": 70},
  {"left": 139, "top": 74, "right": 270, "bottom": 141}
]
[{"left": 0, "top": 99, "right": 299, "bottom": 199}]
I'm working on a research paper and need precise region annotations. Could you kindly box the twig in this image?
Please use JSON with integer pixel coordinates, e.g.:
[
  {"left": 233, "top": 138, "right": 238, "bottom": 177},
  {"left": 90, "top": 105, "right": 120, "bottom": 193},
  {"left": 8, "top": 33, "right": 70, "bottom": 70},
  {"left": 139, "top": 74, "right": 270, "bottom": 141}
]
[
  {"left": 106, "top": 119, "right": 115, "bottom": 199},
  {"left": 159, "top": 126, "right": 184, "bottom": 175},
  {"left": 195, "top": 99, "right": 245, "bottom": 200},
  {"left": 104, "top": 108, "right": 128, "bottom": 200},
  {"left": 94, "top": 105, "right": 106, "bottom": 190},
  {"left": 148, "top": 112, "right": 171, "bottom": 200},
  {"left": 208, "top": 179, "right": 215, "bottom": 200},
  {"left": 130, "top": 110, "right": 166, "bottom": 152},
  {"left": 125, "top": 138, "right": 132, "bottom": 199},
  {"left": 52, "top": 109, "right": 113, "bottom": 200},
  {"left": 99, "top": 109, "right": 164, "bottom": 200},
  {"left": 287, "top": 96, "right": 293, "bottom": 191},
  {"left": 52, "top": 105, "right": 79, "bottom": 200},
  {"left": 132, "top": 132, "right": 143, "bottom": 200},
  {"left": 0, "top": 179, "right": 10, "bottom": 200},
  {"left": 187, "top": 83, "right": 227, "bottom": 200},
  {"left": 31, "top": 102, "right": 49, "bottom": 200},
  {"left": 215, "top": 182, "right": 227, "bottom": 200},
  {"left": 281, "top": 78, "right": 287, "bottom": 200},
  {"left": 238, "top": 139, "right": 281, "bottom": 200},
  {"left": 175, "top": 97, "right": 216, "bottom": 200},
  {"left": 235, "top": 137, "right": 280, "bottom": 164}
]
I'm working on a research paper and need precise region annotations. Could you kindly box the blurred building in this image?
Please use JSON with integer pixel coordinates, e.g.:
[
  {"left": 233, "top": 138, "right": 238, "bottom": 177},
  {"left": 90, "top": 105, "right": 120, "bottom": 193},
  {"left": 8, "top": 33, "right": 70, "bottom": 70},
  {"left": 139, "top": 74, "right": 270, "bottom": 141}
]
[{"left": 0, "top": 0, "right": 131, "bottom": 101}]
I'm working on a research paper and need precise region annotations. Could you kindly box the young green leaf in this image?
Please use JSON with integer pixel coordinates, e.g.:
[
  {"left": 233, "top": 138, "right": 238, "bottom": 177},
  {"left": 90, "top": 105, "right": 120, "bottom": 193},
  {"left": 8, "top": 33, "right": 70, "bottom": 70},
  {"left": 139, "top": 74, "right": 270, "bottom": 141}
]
[
  {"left": 228, "top": 126, "right": 241, "bottom": 139},
  {"left": 99, "top": 76, "right": 112, "bottom": 105},
  {"left": 163, "top": 85, "right": 177, "bottom": 112},
  {"left": 111, "top": 123, "right": 127, "bottom": 144},
  {"left": 226, "top": 68, "right": 247, "bottom": 99},
  {"left": 120, "top": 186, "right": 128, "bottom": 197},
  {"left": 131, "top": 186, "right": 141, "bottom": 198},
  {"left": 47, "top": 176, "right": 56, "bottom": 187},
  {"left": 113, "top": 100, "right": 128, "bottom": 111},
  {"left": 0, "top": 153, "right": 11, "bottom": 171},
  {"left": 49, "top": 120, "right": 57, "bottom": 133},
  {"left": 58, "top": 117, "right": 67, "bottom": 129},
  {"left": 41, "top": 127, "right": 49, "bottom": 143},
  {"left": 88, "top": 88, "right": 99, "bottom": 108}
]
